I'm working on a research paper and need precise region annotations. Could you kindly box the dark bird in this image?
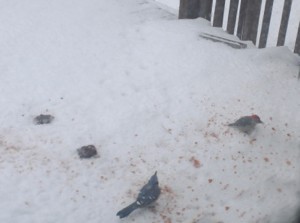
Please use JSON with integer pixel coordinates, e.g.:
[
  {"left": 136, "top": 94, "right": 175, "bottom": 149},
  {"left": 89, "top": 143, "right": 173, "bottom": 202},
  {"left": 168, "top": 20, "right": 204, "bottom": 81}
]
[
  {"left": 228, "top": 114, "right": 263, "bottom": 134},
  {"left": 116, "top": 171, "right": 161, "bottom": 218}
]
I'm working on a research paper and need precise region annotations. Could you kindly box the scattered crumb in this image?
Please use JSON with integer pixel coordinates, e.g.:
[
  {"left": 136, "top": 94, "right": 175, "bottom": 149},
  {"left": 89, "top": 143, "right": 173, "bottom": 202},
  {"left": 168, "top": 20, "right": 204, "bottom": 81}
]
[
  {"left": 236, "top": 190, "right": 245, "bottom": 197},
  {"left": 264, "top": 157, "right": 269, "bottom": 162},
  {"left": 100, "top": 176, "right": 108, "bottom": 181},
  {"left": 160, "top": 214, "right": 172, "bottom": 223},
  {"left": 189, "top": 156, "right": 201, "bottom": 168},
  {"left": 286, "top": 160, "right": 291, "bottom": 165},
  {"left": 277, "top": 188, "right": 282, "bottom": 193},
  {"left": 225, "top": 206, "right": 230, "bottom": 211},
  {"left": 222, "top": 184, "right": 229, "bottom": 190},
  {"left": 210, "top": 132, "right": 219, "bottom": 139},
  {"left": 239, "top": 211, "right": 246, "bottom": 218},
  {"left": 208, "top": 179, "right": 213, "bottom": 183},
  {"left": 163, "top": 185, "right": 173, "bottom": 194}
]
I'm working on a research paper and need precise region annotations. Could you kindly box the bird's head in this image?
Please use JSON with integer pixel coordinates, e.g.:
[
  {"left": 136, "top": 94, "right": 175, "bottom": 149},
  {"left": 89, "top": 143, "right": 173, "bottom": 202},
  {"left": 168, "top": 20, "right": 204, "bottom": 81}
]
[
  {"left": 149, "top": 171, "right": 159, "bottom": 186},
  {"left": 251, "top": 115, "right": 263, "bottom": 124}
]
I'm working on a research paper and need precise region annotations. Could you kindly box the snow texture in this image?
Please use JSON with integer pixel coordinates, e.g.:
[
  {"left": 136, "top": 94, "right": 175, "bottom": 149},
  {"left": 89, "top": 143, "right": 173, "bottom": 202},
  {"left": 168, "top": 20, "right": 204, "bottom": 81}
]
[{"left": 0, "top": 0, "right": 299, "bottom": 223}]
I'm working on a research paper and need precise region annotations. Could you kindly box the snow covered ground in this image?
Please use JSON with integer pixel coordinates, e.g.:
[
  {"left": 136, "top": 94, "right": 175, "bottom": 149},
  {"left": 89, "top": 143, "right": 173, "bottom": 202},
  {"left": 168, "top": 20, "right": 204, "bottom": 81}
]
[{"left": 0, "top": 0, "right": 299, "bottom": 222}]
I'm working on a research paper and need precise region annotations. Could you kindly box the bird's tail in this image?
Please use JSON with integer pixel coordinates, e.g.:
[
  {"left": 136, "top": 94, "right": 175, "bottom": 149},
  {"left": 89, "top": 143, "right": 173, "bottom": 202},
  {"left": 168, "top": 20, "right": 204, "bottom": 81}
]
[
  {"left": 116, "top": 202, "right": 139, "bottom": 218},
  {"left": 228, "top": 123, "right": 235, "bottom": 126}
]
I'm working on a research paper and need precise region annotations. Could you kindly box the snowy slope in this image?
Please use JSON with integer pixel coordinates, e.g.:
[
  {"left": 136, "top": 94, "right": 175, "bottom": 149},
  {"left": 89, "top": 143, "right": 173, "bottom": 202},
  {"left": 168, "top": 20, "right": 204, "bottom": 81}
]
[{"left": 0, "top": 0, "right": 299, "bottom": 223}]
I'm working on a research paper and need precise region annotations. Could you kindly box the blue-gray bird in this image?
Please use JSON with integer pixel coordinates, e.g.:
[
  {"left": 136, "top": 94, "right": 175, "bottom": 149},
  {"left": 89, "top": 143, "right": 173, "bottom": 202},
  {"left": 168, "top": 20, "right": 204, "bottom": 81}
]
[
  {"left": 228, "top": 114, "right": 263, "bottom": 134},
  {"left": 116, "top": 171, "right": 161, "bottom": 218}
]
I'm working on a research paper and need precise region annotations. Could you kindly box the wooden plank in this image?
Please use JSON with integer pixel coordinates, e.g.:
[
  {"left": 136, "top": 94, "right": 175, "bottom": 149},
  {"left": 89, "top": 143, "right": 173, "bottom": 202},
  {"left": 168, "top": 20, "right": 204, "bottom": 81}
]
[
  {"left": 227, "top": 0, "right": 239, "bottom": 34},
  {"left": 241, "top": 0, "right": 262, "bottom": 44},
  {"left": 294, "top": 22, "right": 300, "bottom": 55},
  {"left": 199, "top": 0, "right": 213, "bottom": 21},
  {"left": 213, "top": 0, "right": 226, "bottom": 27},
  {"left": 178, "top": 0, "right": 212, "bottom": 20},
  {"left": 277, "top": 0, "right": 292, "bottom": 46},
  {"left": 179, "top": 0, "right": 200, "bottom": 19},
  {"left": 237, "top": 0, "right": 248, "bottom": 39},
  {"left": 258, "top": 0, "right": 274, "bottom": 48}
]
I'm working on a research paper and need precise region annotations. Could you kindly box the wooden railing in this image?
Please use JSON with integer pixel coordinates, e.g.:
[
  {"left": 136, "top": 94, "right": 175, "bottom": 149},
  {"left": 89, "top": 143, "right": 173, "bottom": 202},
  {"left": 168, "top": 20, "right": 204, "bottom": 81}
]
[{"left": 179, "top": 0, "right": 300, "bottom": 55}]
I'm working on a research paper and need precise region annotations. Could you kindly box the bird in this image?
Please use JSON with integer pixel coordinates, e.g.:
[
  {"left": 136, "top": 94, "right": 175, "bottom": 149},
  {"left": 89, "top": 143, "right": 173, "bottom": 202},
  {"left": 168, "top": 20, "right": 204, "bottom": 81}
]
[
  {"left": 116, "top": 171, "right": 161, "bottom": 218},
  {"left": 228, "top": 114, "right": 263, "bottom": 134}
]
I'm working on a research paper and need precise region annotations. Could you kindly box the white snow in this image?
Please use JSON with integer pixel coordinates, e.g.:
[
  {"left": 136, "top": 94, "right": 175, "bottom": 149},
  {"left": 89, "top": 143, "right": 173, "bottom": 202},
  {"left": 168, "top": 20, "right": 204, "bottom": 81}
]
[
  {"left": 0, "top": 0, "right": 299, "bottom": 223},
  {"left": 155, "top": 0, "right": 179, "bottom": 12}
]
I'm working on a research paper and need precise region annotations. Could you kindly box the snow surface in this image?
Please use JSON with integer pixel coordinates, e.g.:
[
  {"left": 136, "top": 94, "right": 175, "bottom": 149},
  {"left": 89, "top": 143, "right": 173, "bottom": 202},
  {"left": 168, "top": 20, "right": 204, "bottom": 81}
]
[
  {"left": 0, "top": 0, "right": 300, "bottom": 223},
  {"left": 155, "top": 0, "right": 179, "bottom": 14}
]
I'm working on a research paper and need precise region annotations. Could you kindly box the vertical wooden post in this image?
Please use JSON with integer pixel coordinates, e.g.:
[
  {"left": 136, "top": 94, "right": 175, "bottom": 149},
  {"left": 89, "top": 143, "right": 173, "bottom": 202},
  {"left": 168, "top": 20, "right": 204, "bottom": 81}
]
[
  {"left": 241, "top": 0, "right": 262, "bottom": 44},
  {"left": 213, "top": 0, "right": 226, "bottom": 27},
  {"left": 277, "top": 0, "right": 292, "bottom": 46},
  {"left": 258, "top": 0, "right": 274, "bottom": 48},
  {"left": 179, "top": 0, "right": 200, "bottom": 19},
  {"left": 227, "top": 0, "right": 239, "bottom": 34},
  {"left": 178, "top": 0, "right": 212, "bottom": 20},
  {"left": 294, "top": 23, "right": 300, "bottom": 55},
  {"left": 237, "top": 0, "right": 248, "bottom": 39},
  {"left": 199, "top": 0, "right": 213, "bottom": 21}
]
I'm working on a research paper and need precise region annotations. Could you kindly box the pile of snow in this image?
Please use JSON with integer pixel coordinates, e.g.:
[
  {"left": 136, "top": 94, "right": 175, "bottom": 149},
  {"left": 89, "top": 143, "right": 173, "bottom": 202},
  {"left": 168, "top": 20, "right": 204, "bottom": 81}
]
[{"left": 0, "top": 0, "right": 299, "bottom": 222}]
